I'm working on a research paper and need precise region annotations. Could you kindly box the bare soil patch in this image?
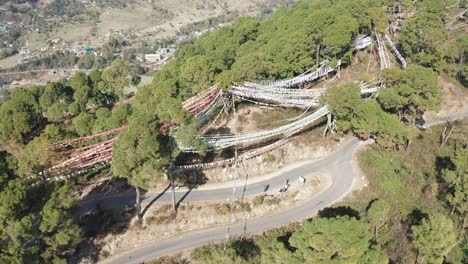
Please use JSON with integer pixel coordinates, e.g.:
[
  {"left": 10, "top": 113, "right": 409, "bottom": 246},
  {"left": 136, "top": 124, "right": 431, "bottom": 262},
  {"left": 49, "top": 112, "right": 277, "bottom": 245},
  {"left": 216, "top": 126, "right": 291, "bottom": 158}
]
[{"left": 426, "top": 73, "right": 468, "bottom": 118}]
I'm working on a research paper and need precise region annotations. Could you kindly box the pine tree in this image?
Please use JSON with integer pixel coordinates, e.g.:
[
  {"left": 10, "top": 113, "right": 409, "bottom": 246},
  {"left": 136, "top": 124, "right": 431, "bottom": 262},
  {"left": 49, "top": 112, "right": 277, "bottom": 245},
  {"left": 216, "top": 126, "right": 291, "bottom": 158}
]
[
  {"left": 289, "top": 216, "right": 388, "bottom": 263},
  {"left": 411, "top": 213, "right": 457, "bottom": 264}
]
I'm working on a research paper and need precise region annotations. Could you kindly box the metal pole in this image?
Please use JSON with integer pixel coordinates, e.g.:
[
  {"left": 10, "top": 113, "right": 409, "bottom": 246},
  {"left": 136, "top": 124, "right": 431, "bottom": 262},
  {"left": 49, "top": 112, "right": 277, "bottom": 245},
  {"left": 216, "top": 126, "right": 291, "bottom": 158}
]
[
  {"left": 224, "top": 95, "right": 238, "bottom": 260},
  {"left": 170, "top": 165, "right": 177, "bottom": 213},
  {"left": 136, "top": 186, "right": 141, "bottom": 221}
]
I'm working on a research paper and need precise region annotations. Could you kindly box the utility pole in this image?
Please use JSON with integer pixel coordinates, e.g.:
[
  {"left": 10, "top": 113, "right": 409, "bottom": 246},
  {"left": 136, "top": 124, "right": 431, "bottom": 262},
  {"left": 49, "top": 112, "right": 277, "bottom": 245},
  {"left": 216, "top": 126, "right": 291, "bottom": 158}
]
[
  {"left": 224, "top": 143, "right": 238, "bottom": 259},
  {"left": 136, "top": 186, "right": 141, "bottom": 221},
  {"left": 40, "top": 169, "right": 46, "bottom": 182},
  {"left": 459, "top": 43, "right": 464, "bottom": 78},
  {"left": 316, "top": 39, "right": 321, "bottom": 68},
  {"left": 231, "top": 92, "right": 236, "bottom": 113},
  {"left": 224, "top": 95, "right": 238, "bottom": 260},
  {"left": 170, "top": 163, "right": 177, "bottom": 213},
  {"left": 336, "top": 60, "right": 341, "bottom": 79}
]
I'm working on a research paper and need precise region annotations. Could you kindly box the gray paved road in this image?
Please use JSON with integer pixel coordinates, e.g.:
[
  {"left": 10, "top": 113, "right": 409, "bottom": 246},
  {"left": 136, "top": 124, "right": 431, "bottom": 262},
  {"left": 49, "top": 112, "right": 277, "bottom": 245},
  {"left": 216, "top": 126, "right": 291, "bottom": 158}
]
[
  {"left": 420, "top": 111, "right": 468, "bottom": 128},
  {"left": 99, "top": 138, "right": 362, "bottom": 264}
]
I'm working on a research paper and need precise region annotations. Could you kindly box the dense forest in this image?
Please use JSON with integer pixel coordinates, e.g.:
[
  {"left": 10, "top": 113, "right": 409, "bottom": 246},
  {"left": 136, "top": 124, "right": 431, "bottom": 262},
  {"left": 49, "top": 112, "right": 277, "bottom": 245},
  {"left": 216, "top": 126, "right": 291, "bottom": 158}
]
[
  {"left": 0, "top": 0, "right": 466, "bottom": 262},
  {"left": 0, "top": 59, "right": 132, "bottom": 262}
]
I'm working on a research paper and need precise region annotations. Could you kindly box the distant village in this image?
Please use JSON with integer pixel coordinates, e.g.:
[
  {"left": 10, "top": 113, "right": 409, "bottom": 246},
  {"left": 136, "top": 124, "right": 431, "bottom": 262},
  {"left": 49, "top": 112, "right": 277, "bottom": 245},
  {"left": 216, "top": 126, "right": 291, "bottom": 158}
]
[
  {"left": 1, "top": 18, "right": 227, "bottom": 68},
  {"left": 0, "top": 20, "right": 228, "bottom": 90}
]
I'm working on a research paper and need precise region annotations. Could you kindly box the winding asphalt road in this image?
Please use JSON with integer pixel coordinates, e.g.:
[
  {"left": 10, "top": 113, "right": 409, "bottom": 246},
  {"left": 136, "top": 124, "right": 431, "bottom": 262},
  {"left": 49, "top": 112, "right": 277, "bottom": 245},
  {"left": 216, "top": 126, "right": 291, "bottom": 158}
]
[
  {"left": 98, "top": 138, "right": 364, "bottom": 264},
  {"left": 420, "top": 111, "right": 468, "bottom": 128}
]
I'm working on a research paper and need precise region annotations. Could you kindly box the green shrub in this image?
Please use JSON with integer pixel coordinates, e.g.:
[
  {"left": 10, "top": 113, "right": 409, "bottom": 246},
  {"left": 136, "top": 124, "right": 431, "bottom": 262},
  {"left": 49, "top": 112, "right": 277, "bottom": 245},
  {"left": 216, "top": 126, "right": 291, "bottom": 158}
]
[
  {"left": 236, "top": 201, "right": 251, "bottom": 213},
  {"left": 215, "top": 203, "right": 231, "bottom": 215},
  {"left": 253, "top": 195, "right": 265, "bottom": 207},
  {"left": 265, "top": 197, "right": 280, "bottom": 206},
  {"left": 262, "top": 154, "right": 276, "bottom": 163}
]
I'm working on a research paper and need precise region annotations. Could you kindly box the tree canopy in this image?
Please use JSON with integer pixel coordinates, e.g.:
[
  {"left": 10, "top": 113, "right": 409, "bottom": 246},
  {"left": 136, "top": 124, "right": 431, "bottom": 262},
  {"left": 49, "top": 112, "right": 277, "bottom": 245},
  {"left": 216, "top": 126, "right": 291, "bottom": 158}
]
[
  {"left": 365, "top": 200, "right": 391, "bottom": 243},
  {"left": 442, "top": 148, "right": 467, "bottom": 217},
  {"left": 111, "top": 110, "right": 174, "bottom": 188},
  {"left": 192, "top": 215, "right": 388, "bottom": 264},
  {"left": 379, "top": 65, "right": 442, "bottom": 124},
  {"left": 0, "top": 155, "right": 81, "bottom": 263},
  {"left": 289, "top": 216, "right": 388, "bottom": 263},
  {"left": 0, "top": 59, "right": 131, "bottom": 153},
  {"left": 321, "top": 83, "right": 407, "bottom": 148},
  {"left": 100, "top": 58, "right": 130, "bottom": 100},
  {"left": 411, "top": 213, "right": 458, "bottom": 264},
  {"left": 399, "top": 12, "right": 447, "bottom": 70},
  {"left": 0, "top": 87, "right": 43, "bottom": 148}
]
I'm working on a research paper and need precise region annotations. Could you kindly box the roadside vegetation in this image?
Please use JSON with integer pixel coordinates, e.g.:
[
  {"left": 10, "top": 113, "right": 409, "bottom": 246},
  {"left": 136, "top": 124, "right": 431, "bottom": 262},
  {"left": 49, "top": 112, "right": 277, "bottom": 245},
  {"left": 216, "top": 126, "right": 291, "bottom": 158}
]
[
  {"left": 354, "top": 121, "right": 467, "bottom": 263},
  {"left": 187, "top": 120, "right": 467, "bottom": 264}
]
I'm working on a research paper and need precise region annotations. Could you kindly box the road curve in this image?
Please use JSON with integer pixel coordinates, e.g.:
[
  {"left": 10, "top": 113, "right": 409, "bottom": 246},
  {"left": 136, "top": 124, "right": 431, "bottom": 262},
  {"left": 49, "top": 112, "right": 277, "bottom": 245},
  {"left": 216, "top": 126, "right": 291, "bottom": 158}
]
[
  {"left": 100, "top": 138, "right": 364, "bottom": 264},
  {"left": 81, "top": 112, "right": 468, "bottom": 214}
]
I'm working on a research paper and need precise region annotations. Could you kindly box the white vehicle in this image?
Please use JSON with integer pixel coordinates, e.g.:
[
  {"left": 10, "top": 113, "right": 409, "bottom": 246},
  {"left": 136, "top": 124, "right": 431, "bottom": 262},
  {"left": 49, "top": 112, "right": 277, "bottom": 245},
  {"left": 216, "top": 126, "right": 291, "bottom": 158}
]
[
  {"left": 298, "top": 176, "right": 306, "bottom": 183},
  {"left": 278, "top": 179, "right": 290, "bottom": 193}
]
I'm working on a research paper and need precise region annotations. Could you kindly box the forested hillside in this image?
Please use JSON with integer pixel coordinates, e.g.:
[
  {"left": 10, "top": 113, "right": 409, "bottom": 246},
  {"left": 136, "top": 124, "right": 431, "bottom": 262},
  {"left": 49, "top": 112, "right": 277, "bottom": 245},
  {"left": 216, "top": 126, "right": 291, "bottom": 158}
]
[
  {"left": 111, "top": 0, "right": 392, "bottom": 188},
  {"left": 187, "top": 120, "right": 467, "bottom": 264},
  {"left": 0, "top": 0, "right": 466, "bottom": 262},
  {"left": 0, "top": 59, "right": 133, "bottom": 262}
]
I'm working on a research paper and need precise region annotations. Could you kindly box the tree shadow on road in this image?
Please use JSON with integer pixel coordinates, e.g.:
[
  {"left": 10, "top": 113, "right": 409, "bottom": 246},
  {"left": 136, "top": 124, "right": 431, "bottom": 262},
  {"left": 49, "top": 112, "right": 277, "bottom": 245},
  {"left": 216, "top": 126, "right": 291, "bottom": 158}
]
[
  {"left": 176, "top": 187, "right": 193, "bottom": 210},
  {"left": 174, "top": 167, "right": 209, "bottom": 210},
  {"left": 140, "top": 184, "right": 171, "bottom": 219}
]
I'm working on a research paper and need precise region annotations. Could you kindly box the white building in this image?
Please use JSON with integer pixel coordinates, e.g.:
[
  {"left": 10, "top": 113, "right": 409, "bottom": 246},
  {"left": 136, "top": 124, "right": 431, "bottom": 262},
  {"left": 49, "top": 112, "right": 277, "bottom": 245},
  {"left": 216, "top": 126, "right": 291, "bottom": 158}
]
[{"left": 144, "top": 54, "right": 162, "bottom": 63}]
